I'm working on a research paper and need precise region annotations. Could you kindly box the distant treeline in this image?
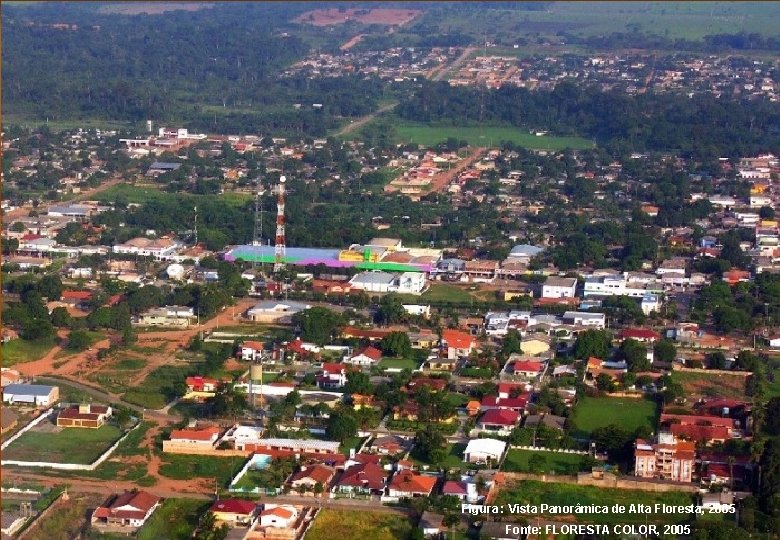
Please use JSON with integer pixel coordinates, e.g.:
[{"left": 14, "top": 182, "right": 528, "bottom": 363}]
[
  {"left": 396, "top": 80, "right": 780, "bottom": 159},
  {"left": 563, "top": 31, "right": 780, "bottom": 53}
]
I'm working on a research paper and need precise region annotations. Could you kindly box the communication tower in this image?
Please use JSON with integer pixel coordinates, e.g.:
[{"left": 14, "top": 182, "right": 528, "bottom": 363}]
[
  {"left": 252, "top": 183, "right": 264, "bottom": 272},
  {"left": 274, "top": 176, "right": 287, "bottom": 272}
]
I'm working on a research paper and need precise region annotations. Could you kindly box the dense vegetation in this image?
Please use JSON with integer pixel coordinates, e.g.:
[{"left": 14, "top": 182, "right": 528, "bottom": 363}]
[{"left": 397, "top": 81, "right": 780, "bottom": 159}]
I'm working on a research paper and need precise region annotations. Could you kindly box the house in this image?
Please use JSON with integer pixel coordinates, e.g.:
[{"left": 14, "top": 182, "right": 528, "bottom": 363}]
[
  {"left": 334, "top": 462, "right": 387, "bottom": 495},
  {"left": 163, "top": 425, "right": 222, "bottom": 452},
  {"left": 388, "top": 470, "right": 438, "bottom": 498},
  {"left": 317, "top": 363, "right": 347, "bottom": 389},
  {"left": 209, "top": 499, "right": 258, "bottom": 526},
  {"left": 465, "top": 400, "right": 481, "bottom": 416},
  {"left": 562, "top": 311, "right": 606, "bottom": 329},
  {"left": 618, "top": 328, "right": 661, "bottom": 344},
  {"left": 1, "top": 368, "right": 22, "bottom": 387},
  {"left": 441, "top": 329, "right": 475, "bottom": 360},
  {"left": 91, "top": 491, "right": 161, "bottom": 531},
  {"left": 524, "top": 414, "right": 566, "bottom": 433},
  {"left": 60, "top": 290, "right": 93, "bottom": 308},
  {"left": 419, "top": 511, "right": 445, "bottom": 538},
  {"left": 289, "top": 464, "right": 336, "bottom": 492},
  {"left": 135, "top": 306, "right": 194, "bottom": 328},
  {"left": 477, "top": 409, "right": 519, "bottom": 436},
  {"left": 258, "top": 505, "right": 298, "bottom": 528},
  {"left": 634, "top": 432, "right": 695, "bottom": 483},
  {"left": 344, "top": 346, "right": 382, "bottom": 367},
  {"left": 393, "top": 402, "right": 420, "bottom": 421},
  {"left": 506, "top": 358, "right": 545, "bottom": 380},
  {"left": 2, "top": 384, "right": 59, "bottom": 407},
  {"left": 241, "top": 341, "right": 265, "bottom": 361},
  {"left": 57, "top": 404, "right": 112, "bottom": 428},
  {"left": 480, "top": 395, "right": 529, "bottom": 414},
  {"left": 541, "top": 277, "right": 577, "bottom": 298},
  {"left": 184, "top": 376, "right": 220, "bottom": 399},
  {"left": 423, "top": 356, "right": 458, "bottom": 373},
  {"left": 441, "top": 480, "right": 479, "bottom": 503},
  {"left": 464, "top": 438, "right": 507, "bottom": 464},
  {"left": 112, "top": 237, "right": 180, "bottom": 259},
  {"left": 246, "top": 301, "right": 311, "bottom": 323},
  {"left": 370, "top": 435, "right": 410, "bottom": 456}
]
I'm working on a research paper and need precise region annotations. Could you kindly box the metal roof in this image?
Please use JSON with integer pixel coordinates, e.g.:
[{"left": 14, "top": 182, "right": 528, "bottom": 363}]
[{"left": 3, "top": 384, "right": 56, "bottom": 396}]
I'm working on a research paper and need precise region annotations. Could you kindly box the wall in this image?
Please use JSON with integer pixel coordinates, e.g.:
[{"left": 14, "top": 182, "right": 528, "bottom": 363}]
[
  {"left": 1, "top": 407, "right": 55, "bottom": 452},
  {"left": 494, "top": 472, "right": 698, "bottom": 494}
]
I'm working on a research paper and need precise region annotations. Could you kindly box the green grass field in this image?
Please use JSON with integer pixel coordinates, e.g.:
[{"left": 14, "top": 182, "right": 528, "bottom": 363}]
[
  {"left": 502, "top": 449, "right": 590, "bottom": 475},
  {"left": 1, "top": 337, "right": 56, "bottom": 367},
  {"left": 495, "top": 480, "right": 696, "bottom": 525},
  {"left": 394, "top": 125, "right": 593, "bottom": 150},
  {"left": 137, "top": 499, "right": 210, "bottom": 540},
  {"left": 158, "top": 454, "right": 246, "bottom": 487},
  {"left": 3, "top": 423, "right": 124, "bottom": 464},
  {"left": 305, "top": 509, "right": 414, "bottom": 540},
  {"left": 569, "top": 396, "right": 658, "bottom": 439},
  {"left": 422, "top": 283, "right": 476, "bottom": 303},
  {"left": 378, "top": 357, "right": 419, "bottom": 371},
  {"left": 122, "top": 365, "right": 194, "bottom": 410}
]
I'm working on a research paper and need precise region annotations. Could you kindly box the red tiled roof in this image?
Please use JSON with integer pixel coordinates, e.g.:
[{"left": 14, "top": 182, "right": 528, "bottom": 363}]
[
  {"left": 442, "top": 480, "right": 467, "bottom": 495},
  {"left": 338, "top": 462, "right": 386, "bottom": 490},
  {"left": 209, "top": 499, "right": 257, "bottom": 515},
  {"left": 353, "top": 346, "right": 382, "bottom": 361},
  {"left": 479, "top": 409, "right": 520, "bottom": 426},
  {"left": 243, "top": 340, "right": 264, "bottom": 351},
  {"left": 291, "top": 464, "right": 334, "bottom": 484},
  {"left": 660, "top": 413, "right": 735, "bottom": 428},
  {"left": 261, "top": 507, "right": 294, "bottom": 519},
  {"left": 322, "top": 363, "right": 345, "bottom": 374},
  {"left": 441, "top": 329, "right": 474, "bottom": 349},
  {"left": 170, "top": 425, "right": 221, "bottom": 441},
  {"left": 619, "top": 328, "right": 661, "bottom": 341},
  {"left": 670, "top": 423, "right": 731, "bottom": 442},
  {"left": 390, "top": 470, "right": 437, "bottom": 495},
  {"left": 510, "top": 360, "right": 543, "bottom": 374},
  {"left": 62, "top": 290, "right": 93, "bottom": 300}
]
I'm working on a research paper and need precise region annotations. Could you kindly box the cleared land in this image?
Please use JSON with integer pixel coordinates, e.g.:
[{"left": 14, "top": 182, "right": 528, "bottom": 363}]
[
  {"left": 158, "top": 454, "right": 246, "bottom": 487},
  {"left": 377, "top": 357, "right": 419, "bottom": 371},
  {"left": 395, "top": 125, "right": 593, "bottom": 150},
  {"left": 3, "top": 422, "right": 124, "bottom": 464},
  {"left": 672, "top": 369, "right": 748, "bottom": 400},
  {"left": 305, "top": 509, "right": 414, "bottom": 540},
  {"left": 137, "top": 499, "right": 210, "bottom": 540},
  {"left": 569, "top": 396, "right": 658, "bottom": 438},
  {"left": 495, "top": 480, "right": 696, "bottom": 525},
  {"left": 98, "top": 3, "right": 214, "bottom": 15},
  {"left": 502, "top": 449, "right": 590, "bottom": 474},
  {"left": 94, "top": 184, "right": 251, "bottom": 207},
  {"left": 24, "top": 493, "right": 104, "bottom": 540},
  {"left": 1, "top": 337, "right": 57, "bottom": 367},
  {"left": 294, "top": 8, "right": 421, "bottom": 27}
]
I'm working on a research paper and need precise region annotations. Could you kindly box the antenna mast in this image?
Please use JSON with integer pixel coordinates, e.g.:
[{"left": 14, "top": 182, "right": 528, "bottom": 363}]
[
  {"left": 193, "top": 206, "right": 198, "bottom": 246},
  {"left": 274, "top": 176, "right": 286, "bottom": 273},
  {"left": 253, "top": 182, "right": 264, "bottom": 272}
]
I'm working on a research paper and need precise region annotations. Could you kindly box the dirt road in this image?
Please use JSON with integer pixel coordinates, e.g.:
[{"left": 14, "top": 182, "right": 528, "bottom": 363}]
[
  {"left": 431, "top": 46, "right": 476, "bottom": 82},
  {"left": 336, "top": 101, "right": 398, "bottom": 137}
]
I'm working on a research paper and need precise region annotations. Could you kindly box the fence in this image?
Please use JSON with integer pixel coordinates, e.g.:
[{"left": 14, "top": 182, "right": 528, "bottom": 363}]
[
  {"left": 0, "top": 407, "right": 55, "bottom": 452},
  {"left": 495, "top": 471, "right": 699, "bottom": 493},
  {"left": 509, "top": 445, "right": 590, "bottom": 455},
  {"left": 1, "top": 421, "right": 141, "bottom": 471}
]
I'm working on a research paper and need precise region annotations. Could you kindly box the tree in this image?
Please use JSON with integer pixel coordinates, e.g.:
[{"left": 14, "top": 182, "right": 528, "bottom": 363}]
[
  {"left": 413, "top": 425, "right": 446, "bottom": 464},
  {"left": 345, "top": 371, "right": 372, "bottom": 396},
  {"left": 653, "top": 339, "right": 677, "bottom": 363},
  {"left": 618, "top": 338, "right": 649, "bottom": 372},
  {"left": 705, "top": 351, "right": 727, "bottom": 370},
  {"left": 10, "top": 221, "right": 25, "bottom": 232},
  {"left": 759, "top": 205, "right": 775, "bottom": 220},
  {"left": 376, "top": 294, "right": 405, "bottom": 325},
  {"left": 596, "top": 373, "right": 614, "bottom": 392},
  {"left": 38, "top": 274, "right": 63, "bottom": 300},
  {"left": 380, "top": 331, "right": 412, "bottom": 358},
  {"left": 573, "top": 329, "right": 611, "bottom": 359},
  {"left": 66, "top": 329, "right": 91, "bottom": 351},
  {"left": 326, "top": 410, "right": 358, "bottom": 444},
  {"left": 21, "top": 317, "right": 55, "bottom": 341},
  {"left": 50, "top": 306, "right": 73, "bottom": 328},
  {"left": 292, "top": 307, "right": 343, "bottom": 346}
]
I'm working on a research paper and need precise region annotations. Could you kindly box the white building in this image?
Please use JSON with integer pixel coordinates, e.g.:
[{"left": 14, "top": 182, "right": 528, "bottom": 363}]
[
  {"left": 349, "top": 271, "right": 426, "bottom": 295},
  {"left": 246, "top": 301, "right": 311, "bottom": 323},
  {"left": 541, "top": 277, "right": 577, "bottom": 298},
  {"left": 641, "top": 294, "right": 662, "bottom": 315},
  {"left": 562, "top": 311, "right": 606, "bottom": 329},
  {"left": 583, "top": 272, "right": 662, "bottom": 298},
  {"left": 463, "top": 438, "right": 507, "bottom": 464},
  {"left": 112, "top": 237, "right": 180, "bottom": 259}
]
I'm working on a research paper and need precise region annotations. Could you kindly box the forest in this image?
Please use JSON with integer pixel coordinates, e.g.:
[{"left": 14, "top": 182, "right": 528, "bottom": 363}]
[{"left": 395, "top": 80, "right": 780, "bottom": 160}]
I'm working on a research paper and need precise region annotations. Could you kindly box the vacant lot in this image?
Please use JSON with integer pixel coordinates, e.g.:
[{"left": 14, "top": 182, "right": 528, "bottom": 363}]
[
  {"left": 294, "top": 8, "right": 421, "bottom": 27},
  {"left": 122, "top": 364, "right": 194, "bottom": 409},
  {"left": 159, "top": 454, "right": 246, "bottom": 487},
  {"left": 25, "top": 493, "right": 104, "bottom": 540},
  {"left": 502, "top": 449, "right": 590, "bottom": 474},
  {"left": 394, "top": 125, "right": 594, "bottom": 150},
  {"left": 1, "top": 337, "right": 56, "bottom": 367},
  {"left": 98, "top": 2, "right": 214, "bottom": 15},
  {"left": 3, "top": 422, "right": 124, "bottom": 464},
  {"left": 378, "top": 357, "right": 419, "bottom": 371},
  {"left": 137, "top": 499, "right": 210, "bottom": 540},
  {"left": 306, "top": 509, "right": 414, "bottom": 540},
  {"left": 569, "top": 396, "right": 658, "bottom": 438},
  {"left": 495, "top": 480, "right": 695, "bottom": 525},
  {"left": 672, "top": 370, "right": 748, "bottom": 400}
]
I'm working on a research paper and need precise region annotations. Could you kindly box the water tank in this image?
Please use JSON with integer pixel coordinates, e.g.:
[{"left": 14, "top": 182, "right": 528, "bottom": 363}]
[
  {"left": 166, "top": 263, "right": 185, "bottom": 280},
  {"left": 250, "top": 364, "right": 263, "bottom": 381},
  {"left": 722, "top": 407, "right": 730, "bottom": 417}
]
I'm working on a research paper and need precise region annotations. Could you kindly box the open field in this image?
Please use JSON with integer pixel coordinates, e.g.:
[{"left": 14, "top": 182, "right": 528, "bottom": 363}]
[
  {"left": 378, "top": 357, "right": 420, "bottom": 371},
  {"left": 158, "top": 454, "right": 246, "bottom": 487},
  {"left": 87, "top": 354, "right": 149, "bottom": 394},
  {"left": 415, "top": 2, "right": 780, "bottom": 42},
  {"left": 1, "top": 337, "right": 57, "bottom": 367},
  {"left": 569, "top": 396, "right": 658, "bottom": 438},
  {"left": 305, "top": 509, "right": 414, "bottom": 540},
  {"left": 122, "top": 364, "right": 195, "bottom": 410},
  {"left": 394, "top": 125, "right": 594, "bottom": 151},
  {"left": 502, "top": 449, "right": 590, "bottom": 474},
  {"left": 136, "top": 499, "right": 210, "bottom": 540},
  {"left": 93, "top": 184, "right": 252, "bottom": 207},
  {"left": 294, "top": 8, "right": 421, "bottom": 27},
  {"left": 3, "top": 422, "right": 124, "bottom": 464},
  {"left": 24, "top": 492, "right": 104, "bottom": 540},
  {"left": 495, "top": 480, "right": 696, "bottom": 525},
  {"left": 672, "top": 370, "right": 748, "bottom": 400},
  {"left": 98, "top": 2, "right": 214, "bottom": 15},
  {"left": 422, "top": 283, "right": 476, "bottom": 304}
]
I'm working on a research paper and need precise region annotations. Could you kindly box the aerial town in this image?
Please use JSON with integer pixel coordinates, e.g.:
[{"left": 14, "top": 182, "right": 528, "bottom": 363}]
[{"left": 2, "top": 3, "right": 780, "bottom": 540}]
